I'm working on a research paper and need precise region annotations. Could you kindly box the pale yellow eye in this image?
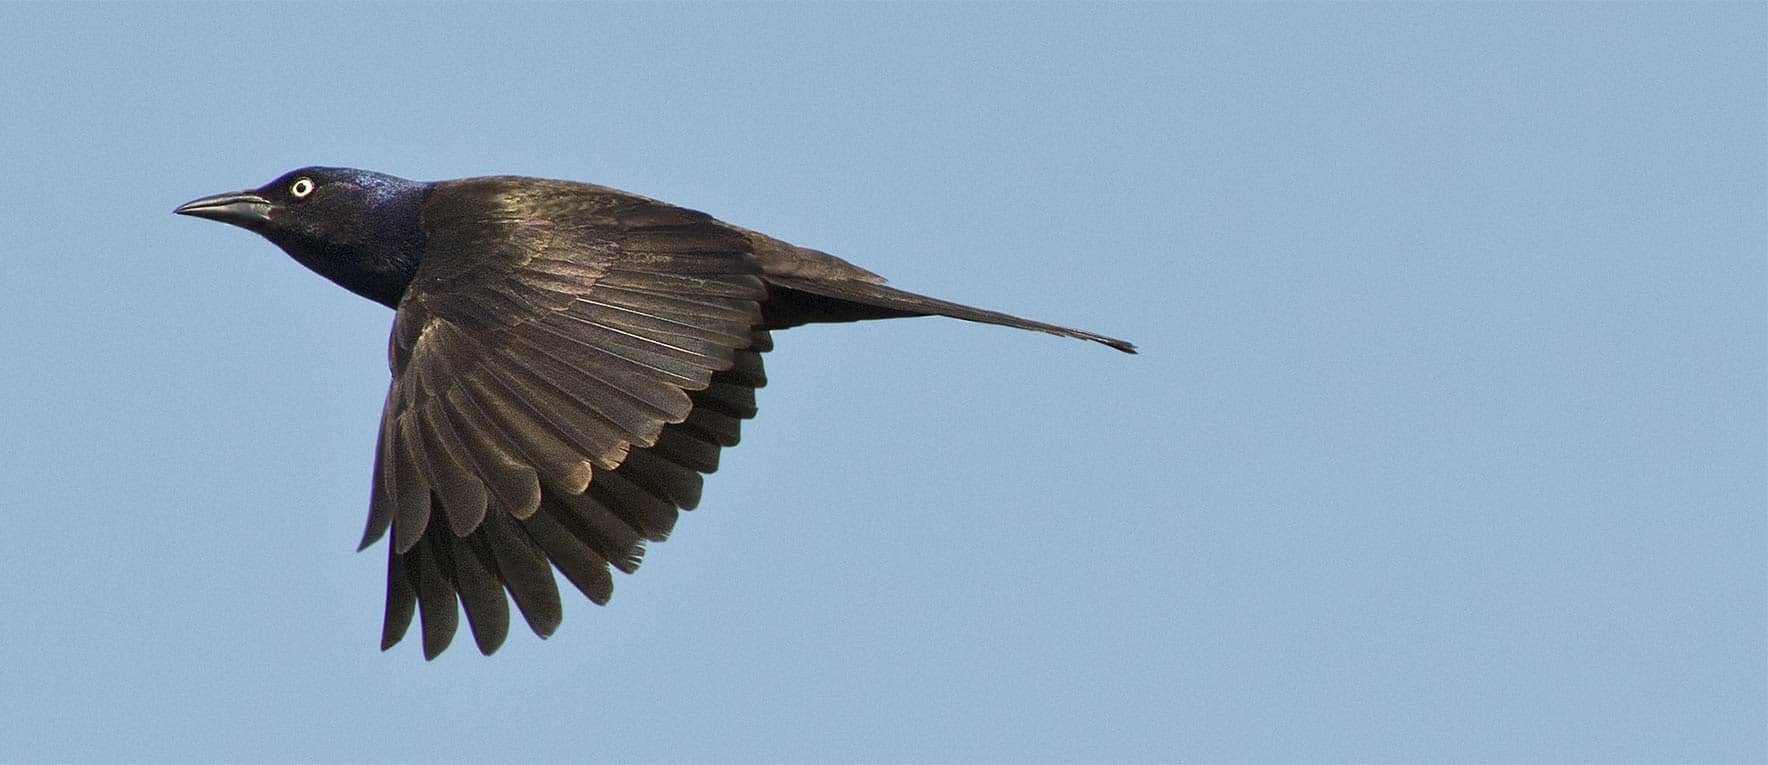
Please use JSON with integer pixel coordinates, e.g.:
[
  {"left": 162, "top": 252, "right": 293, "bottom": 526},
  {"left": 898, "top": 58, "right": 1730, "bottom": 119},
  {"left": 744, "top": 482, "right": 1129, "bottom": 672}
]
[{"left": 290, "top": 178, "right": 315, "bottom": 198}]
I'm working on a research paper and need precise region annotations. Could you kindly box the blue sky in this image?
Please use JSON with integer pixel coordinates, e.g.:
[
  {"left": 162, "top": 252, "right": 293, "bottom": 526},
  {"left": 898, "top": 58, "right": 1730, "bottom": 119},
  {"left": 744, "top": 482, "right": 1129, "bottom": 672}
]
[{"left": 1, "top": 3, "right": 1761, "bottom": 762}]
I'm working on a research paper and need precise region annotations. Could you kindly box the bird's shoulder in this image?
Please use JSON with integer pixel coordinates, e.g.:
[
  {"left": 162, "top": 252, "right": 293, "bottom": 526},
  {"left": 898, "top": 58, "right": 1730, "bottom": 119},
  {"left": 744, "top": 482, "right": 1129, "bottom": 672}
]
[
  {"left": 391, "top": 176, "right": 767, "bottom": 372},
  {"left": 421, "top": 176, "right": 726, "bottom": 237},
  {"left": 421, "top": 176, "right": 891, "bottom": 286},
  {"left": 403, "top": 177, "right": 754, "bottom": 325}
]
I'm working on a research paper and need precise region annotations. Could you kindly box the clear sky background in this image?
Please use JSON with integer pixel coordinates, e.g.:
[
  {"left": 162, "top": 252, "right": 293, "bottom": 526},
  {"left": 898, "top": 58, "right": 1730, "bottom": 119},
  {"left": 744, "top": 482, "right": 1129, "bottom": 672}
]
[{"left": 1, "top": 3, "right": 1761, "bottom": 763}]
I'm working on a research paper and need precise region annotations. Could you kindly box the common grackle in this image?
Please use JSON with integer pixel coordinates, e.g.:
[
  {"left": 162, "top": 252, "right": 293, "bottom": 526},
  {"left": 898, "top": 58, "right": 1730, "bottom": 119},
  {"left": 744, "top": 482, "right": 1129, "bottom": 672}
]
[{"left": 176, "top": 167, "right": 1135, "bottom": 658}]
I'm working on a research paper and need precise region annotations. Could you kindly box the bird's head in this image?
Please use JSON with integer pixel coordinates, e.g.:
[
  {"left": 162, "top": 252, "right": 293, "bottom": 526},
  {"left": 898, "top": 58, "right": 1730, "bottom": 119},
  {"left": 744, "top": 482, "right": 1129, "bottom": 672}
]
[{"left": 176, "top": 167, "right": 431, "bottom": 308}]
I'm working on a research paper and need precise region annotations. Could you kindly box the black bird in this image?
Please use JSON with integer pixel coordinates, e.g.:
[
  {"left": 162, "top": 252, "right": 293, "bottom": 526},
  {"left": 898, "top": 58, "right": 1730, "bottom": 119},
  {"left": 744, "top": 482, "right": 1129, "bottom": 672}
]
[{"left": 176, "top": 167, "right": 1135, "bottom": 659}]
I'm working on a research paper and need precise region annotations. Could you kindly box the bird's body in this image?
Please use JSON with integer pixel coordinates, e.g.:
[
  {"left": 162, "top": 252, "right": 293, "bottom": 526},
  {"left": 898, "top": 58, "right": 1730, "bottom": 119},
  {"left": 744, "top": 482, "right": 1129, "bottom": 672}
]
[{"left": 177, "top": 167, "right": 1133, "bottom": 658}]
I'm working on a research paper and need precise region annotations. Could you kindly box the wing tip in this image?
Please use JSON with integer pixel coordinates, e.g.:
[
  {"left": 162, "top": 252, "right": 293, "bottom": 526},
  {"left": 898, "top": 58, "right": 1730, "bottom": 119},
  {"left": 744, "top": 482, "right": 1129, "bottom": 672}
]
[
  {"left": 472, "top": 626, "right": 510, "bottom": 656},
  {"left": 1102, "top": 336, "right": 1138, "bottom": 354}
]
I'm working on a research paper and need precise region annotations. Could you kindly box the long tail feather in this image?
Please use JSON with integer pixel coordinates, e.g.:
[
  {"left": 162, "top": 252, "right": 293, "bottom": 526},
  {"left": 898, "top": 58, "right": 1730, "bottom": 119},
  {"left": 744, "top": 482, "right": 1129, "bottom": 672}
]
[{"left": 762, "top": 275, "right": 1136, "bottom": 354}]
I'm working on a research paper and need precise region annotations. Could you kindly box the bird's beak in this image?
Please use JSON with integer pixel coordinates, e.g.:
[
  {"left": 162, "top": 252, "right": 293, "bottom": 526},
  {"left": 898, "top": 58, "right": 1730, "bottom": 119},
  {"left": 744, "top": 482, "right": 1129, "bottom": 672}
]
[{"left": 174, "top": 191, "right": 273, "bottom": 229}]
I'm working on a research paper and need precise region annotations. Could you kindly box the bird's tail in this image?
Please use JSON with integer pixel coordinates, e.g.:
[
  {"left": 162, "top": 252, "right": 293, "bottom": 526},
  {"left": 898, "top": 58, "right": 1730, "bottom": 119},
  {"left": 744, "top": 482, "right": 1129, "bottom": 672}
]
[{"left": 761, "top": 274, "right": 1137, "bottom": 354}]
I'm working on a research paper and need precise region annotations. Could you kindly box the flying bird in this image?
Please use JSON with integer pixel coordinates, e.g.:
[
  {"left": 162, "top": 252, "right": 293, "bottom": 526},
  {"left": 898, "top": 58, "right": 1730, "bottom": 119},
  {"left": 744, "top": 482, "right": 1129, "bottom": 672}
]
[{"left": 176, "top": 167, "right": 1135, "bottom": 659}]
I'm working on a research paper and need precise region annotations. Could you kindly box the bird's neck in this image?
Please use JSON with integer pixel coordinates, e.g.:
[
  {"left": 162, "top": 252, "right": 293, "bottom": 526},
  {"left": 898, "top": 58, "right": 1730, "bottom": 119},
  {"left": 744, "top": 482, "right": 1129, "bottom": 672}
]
[{"left": 276, "top": 182, "right": 432, "bottom": 309}]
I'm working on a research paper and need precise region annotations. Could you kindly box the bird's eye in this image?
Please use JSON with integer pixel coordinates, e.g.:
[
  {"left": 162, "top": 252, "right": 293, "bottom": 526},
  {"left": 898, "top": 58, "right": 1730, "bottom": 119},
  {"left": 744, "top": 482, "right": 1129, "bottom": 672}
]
[{"left": 290, "top": 178, "right": 315, "bottom": 198}]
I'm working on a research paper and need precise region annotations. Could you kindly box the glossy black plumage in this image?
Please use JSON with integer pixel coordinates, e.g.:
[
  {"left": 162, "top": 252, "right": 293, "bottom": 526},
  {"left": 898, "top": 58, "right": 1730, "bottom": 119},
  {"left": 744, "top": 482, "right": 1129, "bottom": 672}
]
[{"left": 176, "top": 167, "right": 1134, "bottom": 658}]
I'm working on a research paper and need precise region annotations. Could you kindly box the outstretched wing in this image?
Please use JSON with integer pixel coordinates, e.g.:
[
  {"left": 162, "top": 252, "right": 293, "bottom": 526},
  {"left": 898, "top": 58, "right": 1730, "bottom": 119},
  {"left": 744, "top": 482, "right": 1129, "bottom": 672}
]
[{"left": 362, "top": 177, "right": 769, "bottom": 658}]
